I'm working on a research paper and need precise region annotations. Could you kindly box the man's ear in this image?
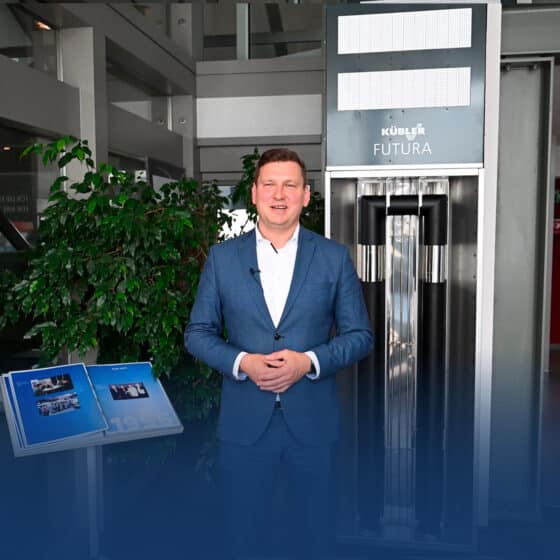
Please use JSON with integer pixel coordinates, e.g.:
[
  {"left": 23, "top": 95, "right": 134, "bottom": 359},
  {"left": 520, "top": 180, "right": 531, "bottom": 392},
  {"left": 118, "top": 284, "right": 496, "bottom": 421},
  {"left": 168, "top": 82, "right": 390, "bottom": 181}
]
[
  {"left": 251, "top": 183, "right": 257, "bottom": 205},
  {"left": 303, "top": 184, "right": 311, "bottom": 207}
]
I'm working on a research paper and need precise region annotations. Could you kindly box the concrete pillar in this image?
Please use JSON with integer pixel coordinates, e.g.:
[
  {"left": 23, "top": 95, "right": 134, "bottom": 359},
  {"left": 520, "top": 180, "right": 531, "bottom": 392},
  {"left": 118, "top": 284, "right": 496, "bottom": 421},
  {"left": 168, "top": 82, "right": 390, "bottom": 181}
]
[
  {"left": 171, "top": 95, "right": 197, "bottom": 179},
  {"left": 170, "top": 2, "right": 204, "bottom": 60},
  {"left": 59, "top": 27, "right": 108, "bottom": 166},
  {"left": 151, "top": 96, "right": 170, "bottom": 129},
  {"left": 236, "top": 3, "right": 250, "bottom": 60}
]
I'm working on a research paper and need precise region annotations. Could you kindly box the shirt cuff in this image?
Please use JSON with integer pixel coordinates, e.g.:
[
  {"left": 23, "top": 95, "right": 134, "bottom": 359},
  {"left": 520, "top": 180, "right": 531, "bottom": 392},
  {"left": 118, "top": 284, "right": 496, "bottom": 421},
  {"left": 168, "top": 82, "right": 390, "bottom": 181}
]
[
  {"left": 305, "top": 351, "right": 320, "bottom": 380},
  {"left": 232, "top": 352, "right": 248, "bottom": 380}
]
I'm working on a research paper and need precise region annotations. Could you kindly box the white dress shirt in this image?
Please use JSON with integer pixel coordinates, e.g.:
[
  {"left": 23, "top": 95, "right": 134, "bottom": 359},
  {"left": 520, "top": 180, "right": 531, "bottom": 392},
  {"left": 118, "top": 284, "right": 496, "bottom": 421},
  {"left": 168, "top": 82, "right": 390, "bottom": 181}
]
[{"left": 232, "top": 223, "right": 320, "bottom": 380}]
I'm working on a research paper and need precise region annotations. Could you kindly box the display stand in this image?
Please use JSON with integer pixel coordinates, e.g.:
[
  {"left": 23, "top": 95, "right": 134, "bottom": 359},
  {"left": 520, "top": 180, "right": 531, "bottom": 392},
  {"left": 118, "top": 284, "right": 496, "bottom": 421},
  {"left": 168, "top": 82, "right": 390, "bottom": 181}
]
[
  {"left": 1, "top": 361, "right": 184, "bottom": 559},
  {"left": 1, "top": 396, "right": 106, "bottom": 557},
  {"left": 1, "top": 361, "right": 183, "bottom": 455},
  {"left": 86, "top": 445, "right": 103, "bottom": 560}
]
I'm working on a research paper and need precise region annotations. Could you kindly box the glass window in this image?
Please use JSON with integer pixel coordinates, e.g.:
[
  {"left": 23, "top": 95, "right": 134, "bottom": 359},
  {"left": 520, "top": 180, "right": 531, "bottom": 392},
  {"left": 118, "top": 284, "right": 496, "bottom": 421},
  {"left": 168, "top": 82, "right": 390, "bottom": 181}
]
[
  {"left": 125, "top": 2, "right": 323, "bottom": 62},
  {"left": 108, "top": 152, "right": 148, "bottom": 184},
  {"left": 203, "top": 2, "right": 237, "bottom": 61},
  {"left": 0, "top": 3, "right": 58, "bottom": 78},
  {"left": 0, "top": 230, "right": 15, "bottom": 254},
  {"left": 0, "top": 125, "right": 58, "bottom": 252},
  {"left": 108, "top": 152, "right": 146, "bottom": 175},
  {"left": 249, "top": 2, "right": 322, "bottom": 60},
  {"left": 202, "top": 1, "right": 322, "bottom": 61}
]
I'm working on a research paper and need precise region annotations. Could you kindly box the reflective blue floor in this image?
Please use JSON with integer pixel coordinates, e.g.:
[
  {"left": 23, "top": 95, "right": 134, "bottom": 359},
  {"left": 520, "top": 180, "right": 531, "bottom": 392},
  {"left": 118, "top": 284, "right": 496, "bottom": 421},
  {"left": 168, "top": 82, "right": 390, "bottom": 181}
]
[{"left": 0, "top": 351, "right": 558, "bottom": 560}]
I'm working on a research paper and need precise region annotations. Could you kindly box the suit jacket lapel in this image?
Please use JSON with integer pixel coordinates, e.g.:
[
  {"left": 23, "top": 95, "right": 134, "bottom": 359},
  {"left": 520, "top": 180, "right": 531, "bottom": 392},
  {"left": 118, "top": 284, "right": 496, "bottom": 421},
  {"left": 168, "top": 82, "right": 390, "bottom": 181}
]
[
  {"left": 279, "top": 227, "right": 316, "bottom": 326},
  {"left": 237, "top": 230, "right": 275, "bottom": 328}
]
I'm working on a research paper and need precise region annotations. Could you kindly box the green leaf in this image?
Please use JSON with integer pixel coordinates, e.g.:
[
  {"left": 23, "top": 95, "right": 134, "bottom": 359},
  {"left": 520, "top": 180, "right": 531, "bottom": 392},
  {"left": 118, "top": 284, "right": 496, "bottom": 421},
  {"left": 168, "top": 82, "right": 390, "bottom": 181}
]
[
  {"left": 75, "top": 182, "right": 92, "bottom": 194},
  {"left": 20, "top": 143, "right": 43, "bottom": 159},
  {"left": 58, "top": 152, "right": 74, "bottom": 168},
  {"left": 87, "top": 198, "right": 98, "bottom": 213},
  {"left": 116, "top": 193, "right": 128, "bottom": 206},
  {"left": 99, "top": 162, "right": 114, "bottom": 175},
  {"left": 91, "top": 173, "right": 102, "bottom": 188},
  {"left": 50, "top": 176, "right": 68, "bottom": 193}
]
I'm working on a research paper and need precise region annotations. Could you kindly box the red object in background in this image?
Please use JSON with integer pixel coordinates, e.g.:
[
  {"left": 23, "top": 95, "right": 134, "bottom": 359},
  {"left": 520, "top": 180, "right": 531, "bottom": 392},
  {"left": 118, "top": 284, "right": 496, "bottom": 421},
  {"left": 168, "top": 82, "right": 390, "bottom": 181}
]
[{"left": 550, "top": 178, "right": 560, "bottom": 345}]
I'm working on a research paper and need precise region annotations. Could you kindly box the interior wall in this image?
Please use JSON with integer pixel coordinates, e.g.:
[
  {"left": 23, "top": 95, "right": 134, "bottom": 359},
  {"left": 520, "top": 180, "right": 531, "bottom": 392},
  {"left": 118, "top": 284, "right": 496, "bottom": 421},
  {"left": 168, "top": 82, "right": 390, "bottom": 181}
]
[
  {"left": 0, "top": 55, "right": 80, "bottom": 138},
  {"left": 196, "top": 56, "right": 323, "bottom": 190}
]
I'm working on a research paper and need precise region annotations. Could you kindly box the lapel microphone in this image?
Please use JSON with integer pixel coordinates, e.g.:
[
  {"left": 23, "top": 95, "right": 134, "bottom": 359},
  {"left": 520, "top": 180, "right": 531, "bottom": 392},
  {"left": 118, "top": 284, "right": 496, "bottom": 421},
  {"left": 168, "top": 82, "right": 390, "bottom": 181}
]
[{"left": 249, "top": 267, "right": 261, "bottom": 277}]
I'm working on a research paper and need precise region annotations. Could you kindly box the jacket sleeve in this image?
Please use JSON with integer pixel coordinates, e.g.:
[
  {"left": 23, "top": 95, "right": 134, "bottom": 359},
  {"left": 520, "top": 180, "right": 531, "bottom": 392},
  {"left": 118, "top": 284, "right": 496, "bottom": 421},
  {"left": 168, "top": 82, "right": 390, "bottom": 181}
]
[
  {"left": 308, "top": 246, "right": 374, "bottom": 378},
  {"left": 184, "top": 246, "right": 243, "bottom": 380}
]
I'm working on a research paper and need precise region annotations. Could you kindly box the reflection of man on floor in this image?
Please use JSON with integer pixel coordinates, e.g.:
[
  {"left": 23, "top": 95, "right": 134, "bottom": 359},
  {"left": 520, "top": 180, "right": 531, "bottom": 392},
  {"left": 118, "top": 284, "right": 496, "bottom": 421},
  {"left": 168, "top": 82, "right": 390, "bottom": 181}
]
[{"left": 185, "top": 148, "right": 373, "bottom": 559}]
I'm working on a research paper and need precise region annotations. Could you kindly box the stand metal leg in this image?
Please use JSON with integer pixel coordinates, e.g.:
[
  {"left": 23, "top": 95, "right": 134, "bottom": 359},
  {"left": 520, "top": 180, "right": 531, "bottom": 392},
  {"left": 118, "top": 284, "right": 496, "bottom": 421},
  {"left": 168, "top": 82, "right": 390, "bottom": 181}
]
[{"left": 86, "top": 445, "right": 102, "bottom": 559}]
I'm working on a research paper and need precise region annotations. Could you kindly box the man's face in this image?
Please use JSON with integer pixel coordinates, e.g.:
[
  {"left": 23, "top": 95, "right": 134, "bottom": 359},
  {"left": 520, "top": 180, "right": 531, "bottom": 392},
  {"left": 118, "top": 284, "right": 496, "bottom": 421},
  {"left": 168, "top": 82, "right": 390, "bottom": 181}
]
[{"left": 251, "top": 161, "right": 310, "bottom": 234}]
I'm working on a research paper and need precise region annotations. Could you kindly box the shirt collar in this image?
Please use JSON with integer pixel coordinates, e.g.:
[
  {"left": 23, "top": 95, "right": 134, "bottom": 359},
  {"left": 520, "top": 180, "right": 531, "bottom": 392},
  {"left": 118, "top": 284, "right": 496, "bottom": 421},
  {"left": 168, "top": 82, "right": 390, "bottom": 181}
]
[{"left": 255, "top": 223, "right": 299, "bottom": 247}]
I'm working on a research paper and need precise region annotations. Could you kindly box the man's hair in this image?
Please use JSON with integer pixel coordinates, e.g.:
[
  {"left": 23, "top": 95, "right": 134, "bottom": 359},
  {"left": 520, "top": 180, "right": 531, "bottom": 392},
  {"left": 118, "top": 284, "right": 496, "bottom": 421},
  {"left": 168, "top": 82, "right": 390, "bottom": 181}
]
[{"left": 253, "top": 148, "right": 307, "bottom": 186}]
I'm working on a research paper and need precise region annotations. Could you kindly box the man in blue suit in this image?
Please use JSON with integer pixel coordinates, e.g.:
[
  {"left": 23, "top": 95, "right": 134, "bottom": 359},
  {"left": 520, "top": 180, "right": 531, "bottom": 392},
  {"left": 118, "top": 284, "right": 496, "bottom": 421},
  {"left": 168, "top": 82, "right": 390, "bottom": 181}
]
[{"left": 185, "top": 148, "right": 373, "bottom": 559}]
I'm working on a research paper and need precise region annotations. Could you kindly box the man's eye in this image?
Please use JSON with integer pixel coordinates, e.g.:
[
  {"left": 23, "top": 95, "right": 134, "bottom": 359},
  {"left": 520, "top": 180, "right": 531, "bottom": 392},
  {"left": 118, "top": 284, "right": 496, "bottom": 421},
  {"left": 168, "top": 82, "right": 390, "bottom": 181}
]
[{"left": 285, "top": 184, "right": 296, "bottom": 189}]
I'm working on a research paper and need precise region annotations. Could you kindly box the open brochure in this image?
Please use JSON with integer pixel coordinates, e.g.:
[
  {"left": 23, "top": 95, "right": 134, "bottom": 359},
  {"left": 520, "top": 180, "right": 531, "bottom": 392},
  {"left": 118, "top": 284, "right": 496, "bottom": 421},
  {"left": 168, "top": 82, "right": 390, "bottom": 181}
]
[{"left": 0, "top": 361, "right": 183, "bottom": 457}]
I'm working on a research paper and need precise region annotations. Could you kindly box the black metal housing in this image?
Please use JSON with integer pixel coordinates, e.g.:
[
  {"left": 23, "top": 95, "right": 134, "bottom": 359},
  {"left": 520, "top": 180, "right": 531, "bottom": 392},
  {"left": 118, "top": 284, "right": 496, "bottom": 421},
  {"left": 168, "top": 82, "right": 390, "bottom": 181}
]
[{"left": 357, "top": 193, "right": 448, "bottom": 534}]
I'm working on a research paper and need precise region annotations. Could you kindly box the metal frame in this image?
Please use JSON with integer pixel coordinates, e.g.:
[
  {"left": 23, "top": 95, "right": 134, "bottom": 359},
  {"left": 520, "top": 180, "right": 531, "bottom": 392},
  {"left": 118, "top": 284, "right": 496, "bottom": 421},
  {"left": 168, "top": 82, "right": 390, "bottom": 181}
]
[
  {"left": 324, "top": 2, "right": 502, "bottom": 544},
  {"left": 471, "top": 0, "right": 501, "bottom": 536},
  {"left": 538, "top": 57, "right": 555, "bottom": 511},
  {"left": 327, "top": 169, "right": 481, "bottom": 520},
  {"left": 327, "top": 165, "right": 483, "bottom": 173},
  {"left": 325, "top": 169, "right": 480, "bottom": 241},
  {"left": 328, "top": 168, "right": 481, "bottom": 178},
  {"left": 495, "top": 54, "right": 555, "bottom": 521}
]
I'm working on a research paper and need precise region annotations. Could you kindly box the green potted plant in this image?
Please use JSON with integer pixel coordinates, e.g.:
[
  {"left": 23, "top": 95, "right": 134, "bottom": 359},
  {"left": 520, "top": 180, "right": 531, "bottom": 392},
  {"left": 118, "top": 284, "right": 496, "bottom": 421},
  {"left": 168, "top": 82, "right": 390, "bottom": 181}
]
[{"left": 2, "top": 136, "right": 230, "bottom": 423}]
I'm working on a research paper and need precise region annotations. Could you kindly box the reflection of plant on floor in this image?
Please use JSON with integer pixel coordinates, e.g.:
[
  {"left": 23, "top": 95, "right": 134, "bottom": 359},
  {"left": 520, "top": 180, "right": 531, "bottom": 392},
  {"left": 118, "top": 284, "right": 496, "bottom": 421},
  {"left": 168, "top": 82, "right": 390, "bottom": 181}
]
[{"left": 230, "top": 147, "right": 325, "bottom": 235}]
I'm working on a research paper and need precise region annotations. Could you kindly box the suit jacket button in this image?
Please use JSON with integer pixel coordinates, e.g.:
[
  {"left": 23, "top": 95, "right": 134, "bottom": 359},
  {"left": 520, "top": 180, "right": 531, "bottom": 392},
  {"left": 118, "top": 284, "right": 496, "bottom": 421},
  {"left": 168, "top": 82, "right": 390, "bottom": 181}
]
[{"left": 274, "top": 332, "right": 281, "bottom": 340}]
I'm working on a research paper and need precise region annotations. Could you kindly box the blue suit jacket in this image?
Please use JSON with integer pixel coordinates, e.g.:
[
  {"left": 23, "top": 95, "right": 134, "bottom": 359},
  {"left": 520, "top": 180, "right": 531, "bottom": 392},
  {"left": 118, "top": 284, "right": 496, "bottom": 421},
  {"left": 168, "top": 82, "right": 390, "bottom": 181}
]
[{"left": 184, "top": 226, "right": 373, "bottom": 445}]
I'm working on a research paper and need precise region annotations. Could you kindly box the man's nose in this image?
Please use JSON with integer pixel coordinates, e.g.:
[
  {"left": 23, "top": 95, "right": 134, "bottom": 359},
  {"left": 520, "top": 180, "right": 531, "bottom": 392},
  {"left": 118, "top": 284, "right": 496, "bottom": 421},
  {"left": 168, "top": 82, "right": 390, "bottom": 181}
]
[{"left": 272, "top": 185, "right": 285, "bottom": 198}]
